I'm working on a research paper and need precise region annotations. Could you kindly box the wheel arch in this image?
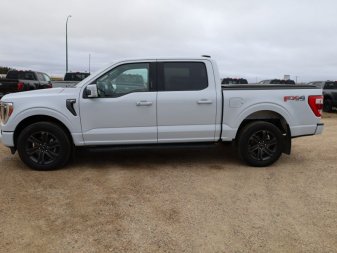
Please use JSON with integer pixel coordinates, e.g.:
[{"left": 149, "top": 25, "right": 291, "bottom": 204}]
[
  {"left": 237, "top": 110, "right": 289, "bottom": 135},
  {"left": 13, "top": 115, "right": 74, "bottom": 148},
  {"left": 235, "top": 110, "right": 291, "bottom": 154}
]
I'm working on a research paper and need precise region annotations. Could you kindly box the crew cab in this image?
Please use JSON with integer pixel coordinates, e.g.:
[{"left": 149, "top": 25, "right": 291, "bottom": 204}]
[
  {"left": 0, "top": 70, "right": 52, "bottom": 98},
  {"left": 0, "top": 57, "right": 324, "bottom": 170}
]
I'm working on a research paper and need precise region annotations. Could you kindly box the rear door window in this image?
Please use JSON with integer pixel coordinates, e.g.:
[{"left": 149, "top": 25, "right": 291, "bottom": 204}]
[
  {"left": 6, "top": 71, "right": 18, "bottom": 79},
  {"left": 159, "top": 62, "right": 208, "bottom": 91},
  {"left": 24, "top": 72, "right": 35, "bottom": 80}
]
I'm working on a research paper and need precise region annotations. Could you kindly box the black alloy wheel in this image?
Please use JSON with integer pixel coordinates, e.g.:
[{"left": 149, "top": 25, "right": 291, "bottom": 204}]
[
  {"left": 247, "top": 130, "right": 277, "bottom": 162},
  {"left": 238, "top": 121, "right": 283, "bottom": 167},
  {"left": 25, "top": 131, "right": 61, "bottom": 165},
  {"left": 17, "top": 122, "right": 71, "bottom": 170}
]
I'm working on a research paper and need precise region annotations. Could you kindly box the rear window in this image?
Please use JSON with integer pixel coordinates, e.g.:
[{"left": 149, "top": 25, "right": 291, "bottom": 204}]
[
  {"left": 270, "top": 79, "right": 282, "bottom": 84},
  {"left": 159, "top": 62, "right": 208, "bottom": 91},
  {"left": 6, "top": 71, "right": 18, "bottom": 79},
  {"left": 324, "top": 81, "right": 337, "bottom": 89},
  {"left": 285, "top": 80, "right": 295, "bottom": 85}
]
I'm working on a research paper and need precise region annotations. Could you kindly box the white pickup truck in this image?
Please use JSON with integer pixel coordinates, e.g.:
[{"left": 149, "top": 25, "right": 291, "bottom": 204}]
[{"left": 0, "top": 57, "right": 324, "bottom": 170}]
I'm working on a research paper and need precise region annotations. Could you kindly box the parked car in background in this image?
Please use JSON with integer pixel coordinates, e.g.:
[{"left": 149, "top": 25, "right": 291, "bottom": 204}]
[
  {"left": 221, "top": 78, "right": 248, "bottom": 85},
  {"left": 0, "top": 70, "right": 52, "bottom": 98},
  {"left": 64, "top": 72, "right": 90, "bottom": 81},
  {"left": 307, "top": 81, "right": 337, "bottom": 112},
  {"left": 52, "top": 72, "right": 91, "bottom": 88},
  {"left": 259, "top": 79, "right": 296, "bottom": 85}
]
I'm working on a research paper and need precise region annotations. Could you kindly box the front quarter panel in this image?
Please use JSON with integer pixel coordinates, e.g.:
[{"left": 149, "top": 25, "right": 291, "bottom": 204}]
[{"left": 1, "top": 88, "right": 84, "bottom": 146}]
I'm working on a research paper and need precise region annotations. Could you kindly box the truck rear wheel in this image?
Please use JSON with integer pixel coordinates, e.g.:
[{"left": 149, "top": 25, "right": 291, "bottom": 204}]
[
  {"left": 17, "top": 122, "right": 71, "bottom": 170},
  {"left": 237, "top": 121, "right": 283, "bottom": 167}
]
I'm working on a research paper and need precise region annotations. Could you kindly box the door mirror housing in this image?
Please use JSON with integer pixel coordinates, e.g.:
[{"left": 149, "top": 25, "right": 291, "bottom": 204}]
[{"left": 86, "top": 84, "right": 98, "bottom": 98}]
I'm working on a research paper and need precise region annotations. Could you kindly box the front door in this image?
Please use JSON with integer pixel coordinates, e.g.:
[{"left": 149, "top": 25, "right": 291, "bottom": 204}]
[{"left": 79, "top": 62, "right": 157, "bottom": 145}]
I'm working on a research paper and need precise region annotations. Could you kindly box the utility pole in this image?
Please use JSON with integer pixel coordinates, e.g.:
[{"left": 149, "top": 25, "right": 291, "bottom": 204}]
[
  {"left": 89, "top": 53, "right": 91, "bottom": 73},
  {"left": 66, "top": 15, "right": 72, "bottom": 73}
]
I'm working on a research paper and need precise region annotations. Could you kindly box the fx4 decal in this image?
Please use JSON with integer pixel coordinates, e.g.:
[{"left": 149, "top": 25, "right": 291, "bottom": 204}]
[{"left": 284, "top": 96, "right": 305, "bottom": 102}]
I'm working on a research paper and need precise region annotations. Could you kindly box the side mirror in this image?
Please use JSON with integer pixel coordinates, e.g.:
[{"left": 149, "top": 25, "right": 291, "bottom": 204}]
[{"left": 86, "top": 84, "right": 98, "bottom": 98}]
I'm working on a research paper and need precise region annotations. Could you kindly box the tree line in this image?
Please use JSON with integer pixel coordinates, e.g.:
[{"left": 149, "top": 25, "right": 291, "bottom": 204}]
[{"left": 0, "top": 66, "right": 13, "bottom": 74}]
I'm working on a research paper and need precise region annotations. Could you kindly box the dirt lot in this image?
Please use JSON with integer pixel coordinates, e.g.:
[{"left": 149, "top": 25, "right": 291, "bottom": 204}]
[{"left": 1, "top": 114, "right": 337, "bottom": 253}]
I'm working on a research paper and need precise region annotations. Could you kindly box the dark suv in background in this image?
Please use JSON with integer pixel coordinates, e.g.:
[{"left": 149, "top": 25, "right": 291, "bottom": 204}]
[
  {"left": 221, "top": 78, "right": 248, "bottom": 85},
  {"left": 0, "top": 70, "right": 52, "bottom": 98},
  {"left": 259, "top": 79, "right": 296, "bottom": 85},
  {"left": 64, "top": 72, "right": 90, "bottom": 81},
  {"left": 308, "top": 81, "right": 337, "bottom": 112}
]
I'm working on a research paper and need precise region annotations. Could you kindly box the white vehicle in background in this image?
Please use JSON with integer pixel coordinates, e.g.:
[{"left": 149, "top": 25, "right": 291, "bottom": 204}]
[
  {"left": 0, "top": 57, "right": 324, "bottom": 170},
  {"left": 52, "top": 72, "right": 91, "bottom": 88}
]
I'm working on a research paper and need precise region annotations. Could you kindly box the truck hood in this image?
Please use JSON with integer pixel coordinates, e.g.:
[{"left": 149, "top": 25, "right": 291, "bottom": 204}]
[{"left": 1, "top": 87, "right": 80, "bottom": 102}]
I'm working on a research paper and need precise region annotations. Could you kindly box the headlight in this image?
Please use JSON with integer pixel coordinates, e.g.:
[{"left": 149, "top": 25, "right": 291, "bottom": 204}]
[{"left": 0, "top": 102, "right": 14, "bottom": 125}]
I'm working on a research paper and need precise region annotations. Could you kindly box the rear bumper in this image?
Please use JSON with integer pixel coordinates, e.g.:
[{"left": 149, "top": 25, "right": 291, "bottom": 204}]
[
  {"left": 0, "top": 130, "right": 14, "bottom": 147},
  {"left": 315, "top": 123, "right": 324, "bottom": 135}
]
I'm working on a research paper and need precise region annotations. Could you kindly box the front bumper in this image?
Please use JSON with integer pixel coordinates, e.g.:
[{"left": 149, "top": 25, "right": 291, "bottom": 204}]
[{"left": 0, "top": 130, "right": 14, "bottom": 147}]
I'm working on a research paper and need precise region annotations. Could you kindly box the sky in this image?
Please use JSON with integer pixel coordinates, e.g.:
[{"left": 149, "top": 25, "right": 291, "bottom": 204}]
[{"left": 1, "top": 0, "right": 337, "bottom": 82}]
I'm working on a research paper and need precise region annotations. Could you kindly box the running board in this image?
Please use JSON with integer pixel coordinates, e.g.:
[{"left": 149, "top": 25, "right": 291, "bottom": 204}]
[{"left": 85, "top": 142, "right": 219, "bottom": 152}]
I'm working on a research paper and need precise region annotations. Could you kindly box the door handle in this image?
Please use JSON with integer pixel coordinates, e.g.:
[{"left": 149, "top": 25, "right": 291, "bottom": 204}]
[
  {"left": 136, "top": 101, "right": 153, "bottom": 106},
  {"left": 197, "top": 99, "right": 213, "bottom": 104}
]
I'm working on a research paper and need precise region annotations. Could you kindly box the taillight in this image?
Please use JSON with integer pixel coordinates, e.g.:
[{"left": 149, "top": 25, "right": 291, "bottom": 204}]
[
  {"left": 308, "top": 95, "right": 323, "bottom": 117},
  {"left": 17, "top": 82, "right": 24, "bottom": 91}
]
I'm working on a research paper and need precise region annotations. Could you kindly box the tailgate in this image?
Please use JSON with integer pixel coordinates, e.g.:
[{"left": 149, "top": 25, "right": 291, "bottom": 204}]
[{"left": 0, "top": 79, "right": 21, "bottom": 97}]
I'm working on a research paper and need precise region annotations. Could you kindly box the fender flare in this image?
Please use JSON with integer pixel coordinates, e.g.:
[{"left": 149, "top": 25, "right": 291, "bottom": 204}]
[
  {"left": 234, "top": 102, "right": 294, "bottom": 130},
  {"left": 8, "top": 107, "right": 75, "bottom": 133}
]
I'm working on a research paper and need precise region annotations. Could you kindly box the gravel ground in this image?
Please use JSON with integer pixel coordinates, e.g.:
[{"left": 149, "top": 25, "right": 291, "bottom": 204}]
[{"left": 1, "top": 114, "right": 337, "bottom": 253}]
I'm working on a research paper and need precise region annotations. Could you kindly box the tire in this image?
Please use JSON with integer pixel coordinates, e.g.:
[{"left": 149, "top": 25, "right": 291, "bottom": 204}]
[
  {"left": 237, "top": 121, "right": 283, "bottom": 167},
  {"left": 323, "top": 99, "right": 333, "bottom": 112},
  {"left": 17, "top": 122, "right": 71, "bottom": 170}
]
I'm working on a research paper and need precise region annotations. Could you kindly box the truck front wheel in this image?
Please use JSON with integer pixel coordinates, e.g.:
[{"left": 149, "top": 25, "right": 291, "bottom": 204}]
[
  {"left": 238, "top": 121, "right": 283, "bottom": 167},
  {"left": 17, "top": 122, "right": 71, "bottom": 170}
]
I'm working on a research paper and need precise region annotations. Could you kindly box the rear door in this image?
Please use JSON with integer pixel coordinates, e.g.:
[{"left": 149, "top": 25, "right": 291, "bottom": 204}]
[
  {"left": 36, "top": 72, "right": 47, "bottom": 88},
  {"left": 23, "top": 71, "right": 39, "bottom": 89},
  {"left": 157, "top": 61, "right": 217, "bottom": 143}
]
